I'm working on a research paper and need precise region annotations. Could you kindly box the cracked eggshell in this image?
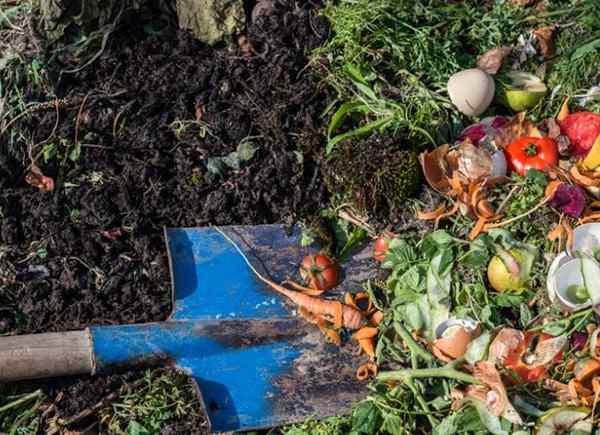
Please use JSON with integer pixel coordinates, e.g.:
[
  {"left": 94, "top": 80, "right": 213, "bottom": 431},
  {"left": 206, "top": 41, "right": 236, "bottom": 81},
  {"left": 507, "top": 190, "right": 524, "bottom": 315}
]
[
  {"left": 433, "top": 318, "right": 479, "bottom": 360},
  {"left": 448, "top": 68, "right": 495, "bottom": 117}
]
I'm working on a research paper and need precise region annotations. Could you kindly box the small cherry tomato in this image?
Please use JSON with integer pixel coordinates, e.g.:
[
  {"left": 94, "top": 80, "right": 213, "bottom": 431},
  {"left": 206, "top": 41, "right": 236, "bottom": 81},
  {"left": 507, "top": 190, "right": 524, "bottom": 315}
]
[
  {"left": 373, "top": 232, "right": 396, "bottom": 262},
  {"left": 504, "top": 331, "right": 563, "bottom": 383},
  {"left": 300, "top": 254, "right": 339, "bottom": 291},
  {"left": 504, "top": 136, "right": 558, "bottom": 176}
]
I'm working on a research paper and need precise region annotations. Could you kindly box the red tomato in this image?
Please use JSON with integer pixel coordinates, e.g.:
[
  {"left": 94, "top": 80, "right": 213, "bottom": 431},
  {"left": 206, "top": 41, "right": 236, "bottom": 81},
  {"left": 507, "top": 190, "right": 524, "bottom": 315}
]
[
  {"left": 300, "top": 254, "right": 339, "bottom": 291},
  {"left": 373, "top": 232, "right": 396, "bottom": 262},
  {"left": 559, "top": 112, "right": 600, "bottom": 157},
  {"left": 504, "top": 331, "right": 563, "bottom": 383},
  {"left": 504, "top": 136, "right": 558, "bottom": 176}
]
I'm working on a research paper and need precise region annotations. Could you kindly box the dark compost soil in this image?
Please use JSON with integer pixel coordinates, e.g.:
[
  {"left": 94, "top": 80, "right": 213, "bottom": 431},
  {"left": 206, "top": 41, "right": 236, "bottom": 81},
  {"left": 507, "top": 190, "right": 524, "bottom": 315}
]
[{"left": 0, "top": 0, "right": 330, "bottom": 431}]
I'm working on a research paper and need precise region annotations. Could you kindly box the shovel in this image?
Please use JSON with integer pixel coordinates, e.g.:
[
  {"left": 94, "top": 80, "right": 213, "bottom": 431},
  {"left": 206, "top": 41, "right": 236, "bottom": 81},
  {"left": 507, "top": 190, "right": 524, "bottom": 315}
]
[{"left": 0, "top": 225, "right": 374, "bottom": 432}]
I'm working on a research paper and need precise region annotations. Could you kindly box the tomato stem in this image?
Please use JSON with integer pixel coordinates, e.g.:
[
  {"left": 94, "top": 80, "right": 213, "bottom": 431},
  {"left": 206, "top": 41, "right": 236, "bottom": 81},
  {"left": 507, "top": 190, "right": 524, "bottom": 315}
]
[{"left": 525, "top": 143, "right": 538, "bottom": 157}]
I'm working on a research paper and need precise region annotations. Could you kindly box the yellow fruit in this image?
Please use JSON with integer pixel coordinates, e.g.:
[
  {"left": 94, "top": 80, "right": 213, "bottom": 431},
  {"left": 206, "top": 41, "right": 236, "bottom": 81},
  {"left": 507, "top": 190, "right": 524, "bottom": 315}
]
[
  {"left": 487, "top": 249, "right": 527, "bottom": 293},
  {"left": 582, "top": 135, "right": 600, "bottom": 170}
]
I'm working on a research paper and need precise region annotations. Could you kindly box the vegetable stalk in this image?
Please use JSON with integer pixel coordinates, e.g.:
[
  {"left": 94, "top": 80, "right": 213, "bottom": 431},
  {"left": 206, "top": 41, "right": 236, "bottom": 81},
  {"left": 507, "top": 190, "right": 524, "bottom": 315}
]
[{"left": 378, "top": 366, "right": 481, "bottom": 385}]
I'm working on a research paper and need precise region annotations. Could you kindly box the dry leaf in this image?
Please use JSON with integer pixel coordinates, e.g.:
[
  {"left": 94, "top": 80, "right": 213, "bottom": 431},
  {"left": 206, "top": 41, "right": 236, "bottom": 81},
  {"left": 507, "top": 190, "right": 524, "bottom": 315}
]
[
  {"left": 477, "top": 46, "right": 512, "bottom": 75},
  {"left": 25, "top": 165, "right": 54, "bottom": 192},
  {"left": 493, "top": 113, "right": 541, "bottom": 149},
  {"left": 534, "top": 26, "right": 556, "bottom": 58},
  {"left": 511, "top": 0, "right": 536, "bottom": 5}
]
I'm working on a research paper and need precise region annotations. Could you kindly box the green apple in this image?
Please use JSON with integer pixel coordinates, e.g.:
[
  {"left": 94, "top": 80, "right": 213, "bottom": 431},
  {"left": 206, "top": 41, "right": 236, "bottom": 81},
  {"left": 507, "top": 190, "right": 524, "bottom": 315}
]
[
  {"left": 500, "top": 71, "right": 547, "bottom": 112},
  {"left": 487, "top": 249, "right": 528, "bottom": 293},
  {"left": 536, "top": 407, "right": 591, "bottom": 435}
]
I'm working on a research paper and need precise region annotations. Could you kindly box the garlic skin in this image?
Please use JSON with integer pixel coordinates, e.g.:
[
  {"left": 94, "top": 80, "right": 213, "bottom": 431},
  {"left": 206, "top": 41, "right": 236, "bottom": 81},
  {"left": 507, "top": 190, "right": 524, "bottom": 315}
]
[{"left": 448, "top": 68, "right": 495, "bottom": 117}]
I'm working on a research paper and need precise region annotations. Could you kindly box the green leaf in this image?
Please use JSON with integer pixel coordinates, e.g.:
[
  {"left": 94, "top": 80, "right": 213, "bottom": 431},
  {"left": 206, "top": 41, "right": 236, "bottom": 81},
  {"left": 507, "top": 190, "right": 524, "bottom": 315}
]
[
  {"left": 127, "top": 421, "right": 149, "bottom": 435},
  {"left": 351, "top": 401, "right": 380, "bottom": 434},
  {"left": 494, "top": 293, "right": 524, "bottom": 308},
  {"left": 400, "top": 303, "right": 425, "bottom": 331},
  {"left": 473, "top": 401, "right": 509, "bottom": 435},
  {"left": 434, "top": 412, "right": 461, "bottom": 435},
  {"left": 462, "top": 237, "right": 491, "bottom": 266},
  {"left": 222, "top": 151, "right": 242, "bottom": 170},
  {"left": 519, "top": 303, "right": 532, "bottom": 328},
  {"left": 299, "top": 228, "right": 316, "bottom": 247},
  {"left": 338, "top": 227, "right": 367, "bottom": 260},
  {"left": 525, "top": 169, "right": 548, "bottom": 186},
  {"left": 543, "top": 319, "right": 570, "bottom": 336},
  {"left": 381, "top": 413, "right": 404, "bottom": 435},
  {"left": 327, "top": 101, "right": 367, "bottom": 138},
  {"left": 326, "top": 116, "right": 393, "bottom": 155},
  {"left": 206, "top": 157, "right": 226, "bottom": 175},
  {"left": 354, "top": 82, "right": 378, "bottom": 101},
  {"left": 237, "top": 140, "right": 257, "bottom": 161},
  {"left": 68, "top": 142, "right": 81, "bottom": 161},
  {"left": 344, "top": 64, "right": 368, "bottom": 85},
  {"left": 571, "top": 38, "right": 600, "bottom": 61},
  {"left": 465, "top": 331, "right": 492, "bottom": 364}
]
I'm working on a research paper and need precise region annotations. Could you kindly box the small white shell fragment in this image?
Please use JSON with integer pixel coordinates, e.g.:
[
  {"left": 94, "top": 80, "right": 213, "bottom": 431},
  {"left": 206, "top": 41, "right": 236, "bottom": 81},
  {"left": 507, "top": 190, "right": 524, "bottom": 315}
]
[
  {"left": 447, "top": 68, "right": 495, "bottom": 117},
  {"left": 491, "top": 150, "right": 507, "bottom": 177}
]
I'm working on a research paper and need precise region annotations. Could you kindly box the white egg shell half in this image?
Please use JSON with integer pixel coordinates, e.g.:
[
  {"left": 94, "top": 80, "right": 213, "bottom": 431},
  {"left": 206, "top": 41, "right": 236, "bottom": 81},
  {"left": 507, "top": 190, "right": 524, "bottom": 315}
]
[{"left": 447, "top": 68, "right": 495, "bottom": 117}]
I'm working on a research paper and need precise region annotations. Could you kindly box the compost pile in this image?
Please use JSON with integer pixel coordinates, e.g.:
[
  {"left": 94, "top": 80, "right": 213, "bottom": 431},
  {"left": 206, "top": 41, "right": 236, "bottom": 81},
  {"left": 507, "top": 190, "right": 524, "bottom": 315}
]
[{"left": 4, "top": 0, "right": 600, "bottom": 433}]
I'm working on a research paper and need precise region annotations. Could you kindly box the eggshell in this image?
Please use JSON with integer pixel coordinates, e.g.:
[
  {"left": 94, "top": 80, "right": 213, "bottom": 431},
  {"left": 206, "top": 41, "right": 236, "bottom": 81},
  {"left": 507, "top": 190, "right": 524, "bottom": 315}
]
[
  {"left": 433, "top": 325, "right": 472, "bottom": 360},
  {"left": 447, "top": 68, "right": 495, "bottom": 117}
]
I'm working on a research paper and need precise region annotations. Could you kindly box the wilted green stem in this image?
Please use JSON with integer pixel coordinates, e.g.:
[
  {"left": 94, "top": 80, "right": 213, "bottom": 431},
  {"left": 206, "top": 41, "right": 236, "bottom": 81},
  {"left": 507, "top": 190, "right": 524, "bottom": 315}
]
[
  {"left": 406, "top": 379, "right": 438, "bottom": 426},
  {"left": 528, "top": 308, "right": 592, "bottom": 332},
  {"left": 394, "top": 322, "right": 434, "bottom": 363},
  {"left": 0, "top": 390, "right": 42, "bottom": 414},
  {"left": 378, "top": 366, "right": 480, "bottom": 385}
]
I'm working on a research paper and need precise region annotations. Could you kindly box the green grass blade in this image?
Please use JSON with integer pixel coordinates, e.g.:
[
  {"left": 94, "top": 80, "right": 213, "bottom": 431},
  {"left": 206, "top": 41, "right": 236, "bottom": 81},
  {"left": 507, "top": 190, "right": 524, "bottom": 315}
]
[
  {"left": 327, "top": 100, "right": 367, "bottom": 138},
  {"left": 326, "top": 115, "right": 393, "bottom": 155}
]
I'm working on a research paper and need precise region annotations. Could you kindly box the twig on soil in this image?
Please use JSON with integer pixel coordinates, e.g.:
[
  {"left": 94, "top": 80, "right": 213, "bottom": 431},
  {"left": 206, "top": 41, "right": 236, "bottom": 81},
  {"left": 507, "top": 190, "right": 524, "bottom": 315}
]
[
  {"left": 337, "top": 207, "right": 376, "bottom": 237},
  {"left": 75, "top": 92, "right": 91, "bottom": 146}
]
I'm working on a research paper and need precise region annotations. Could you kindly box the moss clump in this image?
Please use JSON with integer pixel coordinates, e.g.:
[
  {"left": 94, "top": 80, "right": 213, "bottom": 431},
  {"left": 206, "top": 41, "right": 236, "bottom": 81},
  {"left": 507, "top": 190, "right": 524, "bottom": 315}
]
[{"left": 323, "top": 134, "right": 422, "bottom": 214}]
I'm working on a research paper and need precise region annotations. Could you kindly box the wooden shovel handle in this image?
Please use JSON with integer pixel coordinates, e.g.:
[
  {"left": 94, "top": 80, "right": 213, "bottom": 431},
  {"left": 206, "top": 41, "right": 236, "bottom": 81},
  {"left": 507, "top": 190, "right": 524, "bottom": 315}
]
[{"left": 0, "top": 330, "right": 95, "bottom": 382}]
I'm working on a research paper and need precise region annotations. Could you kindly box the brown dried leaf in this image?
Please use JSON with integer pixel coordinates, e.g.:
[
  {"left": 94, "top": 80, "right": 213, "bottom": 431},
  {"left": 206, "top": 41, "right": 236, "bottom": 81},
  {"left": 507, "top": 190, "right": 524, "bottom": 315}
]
[
  {"left": 25, "top": 165, "right": 54, "bottom": 192},
  {"left": 511, "top": 0, "right": 535, "bottom": 5},
  {"left": 493, "top": 113, "right": 541, "bottom": 149},
  {"left": 477, "top": 46, "right": 512, "bottom": 75},
  {"left": 534, "top": 26, "right": 556, "bottom": 59}
]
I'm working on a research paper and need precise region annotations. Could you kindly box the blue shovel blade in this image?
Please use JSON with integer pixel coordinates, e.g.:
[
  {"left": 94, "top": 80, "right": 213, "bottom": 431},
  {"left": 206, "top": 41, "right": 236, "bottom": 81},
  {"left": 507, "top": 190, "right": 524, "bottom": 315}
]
[{"left": 91, "top": 225, "right": 372, "bottom": 432}]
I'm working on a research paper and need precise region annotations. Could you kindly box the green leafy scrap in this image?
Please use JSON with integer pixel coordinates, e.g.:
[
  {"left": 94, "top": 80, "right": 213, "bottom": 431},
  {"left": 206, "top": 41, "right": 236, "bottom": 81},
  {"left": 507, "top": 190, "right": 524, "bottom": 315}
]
[{"left": 206, "top": 140, "right": 257, "bottom": 175}]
